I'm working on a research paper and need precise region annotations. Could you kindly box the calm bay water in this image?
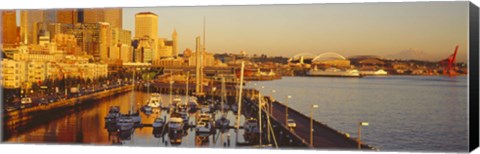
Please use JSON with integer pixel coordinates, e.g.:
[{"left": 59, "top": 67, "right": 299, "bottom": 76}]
[
  {"left": 7, "top": 92, "right": 246, "bottom": 148},
  {"left": 249, "top": 76, "right": 468, "bottom": 152},
  {"left": 6, "top": 75, "right": 469, "bottom": 152}
]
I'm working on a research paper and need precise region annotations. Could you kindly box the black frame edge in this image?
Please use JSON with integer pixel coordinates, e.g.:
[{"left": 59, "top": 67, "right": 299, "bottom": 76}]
[{"left": 469, "top": 1, "right": 480, "bottom": 152}]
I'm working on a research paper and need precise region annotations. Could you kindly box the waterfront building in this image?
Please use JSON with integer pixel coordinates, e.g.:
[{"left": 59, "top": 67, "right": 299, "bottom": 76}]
[
  {"left": 26, "top": 61, "right": 47, "bottom": 84},
  {"left": 152, "top": 58, "right": 186, "bottom": 67},
  {"left": 78, "top": 63, "right": 108, "bottom": 80},
  {"left": 1, "top": 59, "right": 27, "bottom": 89},
  {"left": 2, "top": 10, "right": 18, "bottom": 48}
]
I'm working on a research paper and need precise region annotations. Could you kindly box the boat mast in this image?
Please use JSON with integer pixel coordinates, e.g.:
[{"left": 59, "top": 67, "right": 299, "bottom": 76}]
[
  {"left": 170, "top": 70, "right": 173, "bottom": 107},
  {"left": 185, "top": 71, "right": 189, "bottom": 105},
  {"left": 221, "top": 75, "right": 226, "bottom": 115},
  {"left": 235, "top": 61, "right": 245, "bottom": 144},
  {"left": 130, "top": 67, "right": 136, "bottom": 113},
  {"left": 258, "top": 92, "right": 262, "bottom": 146}
]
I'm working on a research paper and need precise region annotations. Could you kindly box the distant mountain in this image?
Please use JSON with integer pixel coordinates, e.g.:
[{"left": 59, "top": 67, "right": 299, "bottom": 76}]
[{"left": 386, "top": 49, "right": 433, "bottom": 61}]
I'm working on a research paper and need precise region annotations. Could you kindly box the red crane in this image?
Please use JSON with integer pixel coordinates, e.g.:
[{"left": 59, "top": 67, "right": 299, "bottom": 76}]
[{"left": 439, "top": 45, "right": 459, "bottom": 77}]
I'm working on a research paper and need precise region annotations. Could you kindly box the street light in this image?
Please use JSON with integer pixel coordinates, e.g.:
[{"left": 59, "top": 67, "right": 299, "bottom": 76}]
[
  {"left": 358, "top": 122, "right": 369, "bottom": 150},
  {"left": 252, "top": 83, "right": 257, "bottom": 99},
  {"left": 285, "top": 95, "right": 292, "bottom": 125},
  {"left": 270, "top": 89, "right": 276, "bottom": 115},
  {"left": 310, "top": 104, "right": 319, "bottom": 147}
]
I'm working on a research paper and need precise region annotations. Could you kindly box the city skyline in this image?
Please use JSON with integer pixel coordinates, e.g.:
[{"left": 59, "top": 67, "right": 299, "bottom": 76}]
[
  {"left": 121, "top": 2, "right": 468, "bottom": 62},
  {"left": 11, "top": 2, "right": 469, "bottom": 62}
]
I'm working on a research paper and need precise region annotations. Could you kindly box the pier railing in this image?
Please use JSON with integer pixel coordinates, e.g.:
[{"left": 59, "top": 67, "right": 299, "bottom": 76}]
[{"left": 244, "top": 88, "right": 378, "bottom": 150}]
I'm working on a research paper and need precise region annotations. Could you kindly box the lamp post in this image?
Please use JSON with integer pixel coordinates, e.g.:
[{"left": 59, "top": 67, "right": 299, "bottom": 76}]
[
  {"left": 310, "top": 104, "right": 319, "bottom": 147},
  {"left": 260, "top": 85, "right": 268, "bottom": 143},
  {"left": 252, "top": 83, "right": 257, "bottom": 99},
  {"left": 358, "top": 122, "right": 369, "bottom": 150},
  {"left": 285, "top": 95, "right": 291, "bottom": 125}
]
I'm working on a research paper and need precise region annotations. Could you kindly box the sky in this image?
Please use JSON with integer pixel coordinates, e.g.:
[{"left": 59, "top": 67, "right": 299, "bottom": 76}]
[{"left": 122, "top": 2, "right": 469, "bottom": 62}]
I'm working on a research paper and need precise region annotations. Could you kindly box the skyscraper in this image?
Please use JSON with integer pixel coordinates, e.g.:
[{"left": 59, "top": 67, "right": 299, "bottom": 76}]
[
  {"left": 83, "top": 8, "right": 103, "bottom": 24},
  {"left": 2, "top": 10, "right": 18, "bottom": 47},
  {"left": 27, "top": 10, "right": 44, "bottom": 44},
  {"left": 57, "top": 9, "right": 78, "bottom": 25},
  {"left": 104, "top": 8, "right": 122, "bottom": 29},
  {"left": 134, "top": 12, "right": 158, "bottom": 39},
  {"left": 43, "top": 10, "right": 57, "bottom": 27},
  {"left": 99, "top": 22, "right": 112, "bottom": 61},
  {"left": 20, "top": 11, "right": 28, "bottom": 44},
  {"left": 83, "top": 8, "right": 122, "bottom": 28}
]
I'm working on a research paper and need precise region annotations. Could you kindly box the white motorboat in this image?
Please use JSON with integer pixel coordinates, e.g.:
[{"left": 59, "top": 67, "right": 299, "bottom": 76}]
[
  {"left": 195, "top": 121, "right": 212, "bottom": 135},
  {"left": 147, "top": 93, "right": 163, "bottom": 108}
]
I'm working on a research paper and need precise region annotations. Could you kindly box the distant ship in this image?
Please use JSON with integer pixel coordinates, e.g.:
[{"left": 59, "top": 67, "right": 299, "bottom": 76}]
[
  {"left": 306, "top": 66, "right": 362, "bottom": 77},
  {"left": 359, "top": 69, "right": 388, "bottom": 76}
]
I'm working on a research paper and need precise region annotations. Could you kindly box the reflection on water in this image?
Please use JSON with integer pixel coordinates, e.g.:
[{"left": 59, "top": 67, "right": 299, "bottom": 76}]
[
  {"left": 6, "top": 76, "right": 469, "bottom": 152},
  {"left": 7, "top": 92, "right": 246, "bottom": 148}
]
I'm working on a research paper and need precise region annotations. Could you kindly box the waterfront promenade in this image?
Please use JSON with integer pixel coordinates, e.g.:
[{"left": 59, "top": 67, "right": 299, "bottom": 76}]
[
  {"left": 269, "top": 99, "right": 375, "bottom": 150},
  {"left": 242, "top": 92, "right": 376, "bottom": 150}
]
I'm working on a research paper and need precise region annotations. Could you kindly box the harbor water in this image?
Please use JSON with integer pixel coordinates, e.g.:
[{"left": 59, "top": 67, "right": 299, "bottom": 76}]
[
  {"left": 6, "top": 92, "right": 247, "bottom": 148},
  {"left": 5, "top": 75, "right": 469, "bottom": 152},
  {"left": 249, "top": 76, "right": 468, "bottom": 152}
]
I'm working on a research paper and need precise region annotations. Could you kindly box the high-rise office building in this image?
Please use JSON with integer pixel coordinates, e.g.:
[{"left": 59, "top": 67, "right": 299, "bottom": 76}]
[
  {"left": 20, "top": 11, "right": 28, "bottom": 44},
  {"left": 27, "top": 10, "right": 44, "bottom": 44},
  {"left": 99, "top": 22, "right": 112, "bottom": 61},
  {"left": 43, "top": 10, "right": 57, "bottom": 26},
  {"left": 134, "top": 12, "right": 158, "bottom": 39},
  {"left": 83, "top": 8, "right": 122, "bottom": 28},
  {"left": 104, "top": 8, "right": 122, "bottom": 29},
  {"left": 83, "top": 8, "right": 103, "bottom": 24},
  {"left": 2, "top": 10, "right": 18, "bottom": 47},
  {"left": 32, "top": 22, "right": 43, "bottom": 45},
  {"left": 57, "top": 9, "right": 78, "bottom": 25}
]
